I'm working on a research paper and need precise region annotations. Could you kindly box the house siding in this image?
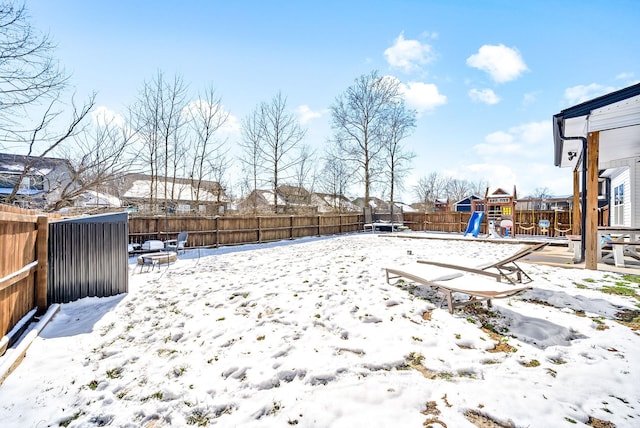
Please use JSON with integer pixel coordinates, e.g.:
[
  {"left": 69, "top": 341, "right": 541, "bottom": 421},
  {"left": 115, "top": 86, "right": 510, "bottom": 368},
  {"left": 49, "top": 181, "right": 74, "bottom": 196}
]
[
  {"left": 606, "top": 156, "right": 639, "bottom": 227},
  {"left": 632, "top": 159, "right": 639, "bottom": 227},
  {"left": 610, "top": 168, "right": 631, "bottom": 226}
]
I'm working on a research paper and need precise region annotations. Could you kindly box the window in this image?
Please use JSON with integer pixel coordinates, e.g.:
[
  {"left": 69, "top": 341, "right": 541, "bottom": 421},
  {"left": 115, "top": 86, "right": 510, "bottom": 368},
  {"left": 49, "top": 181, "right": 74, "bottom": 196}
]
[
  {"left": 613, "top": 184, "right": 624, "bottom": 225},
  {"left": 0, "top": 174, "right": 20, "bottom": 188}
]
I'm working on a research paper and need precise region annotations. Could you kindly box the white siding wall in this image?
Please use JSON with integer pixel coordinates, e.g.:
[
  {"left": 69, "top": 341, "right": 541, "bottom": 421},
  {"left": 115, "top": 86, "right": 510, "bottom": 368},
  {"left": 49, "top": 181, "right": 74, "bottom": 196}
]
[
  {"left": 632, "top": 159, "right": 640, "bottom": 227},
  {"left": 610, "top": 167, "right": 631, "bottom": 226}
]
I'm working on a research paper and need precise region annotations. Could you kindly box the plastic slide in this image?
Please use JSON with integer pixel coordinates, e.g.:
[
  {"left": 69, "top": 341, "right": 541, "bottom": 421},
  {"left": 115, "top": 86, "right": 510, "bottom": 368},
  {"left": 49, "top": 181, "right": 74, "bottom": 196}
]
[{"left": 464, "top": 211, "right": 484, "bottom": 237}]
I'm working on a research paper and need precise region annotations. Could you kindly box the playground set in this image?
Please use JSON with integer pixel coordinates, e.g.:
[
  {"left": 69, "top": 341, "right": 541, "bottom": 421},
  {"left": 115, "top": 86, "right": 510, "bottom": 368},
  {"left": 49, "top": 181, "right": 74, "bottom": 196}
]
[{"left": 464, "top": 187, "right": 573, "bottom": 238}]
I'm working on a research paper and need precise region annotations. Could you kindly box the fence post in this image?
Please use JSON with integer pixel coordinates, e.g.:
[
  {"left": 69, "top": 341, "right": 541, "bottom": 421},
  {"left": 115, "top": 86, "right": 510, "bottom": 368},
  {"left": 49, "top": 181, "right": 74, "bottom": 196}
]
[
  {"left": 215, "top": 216, "right": 219, "bottom": 248},
  {"left": 290, "top": 216, "right": 294, "bottom": 240},
  {"left": 35, "top": 215, "right": 48, "bottom": 313}
]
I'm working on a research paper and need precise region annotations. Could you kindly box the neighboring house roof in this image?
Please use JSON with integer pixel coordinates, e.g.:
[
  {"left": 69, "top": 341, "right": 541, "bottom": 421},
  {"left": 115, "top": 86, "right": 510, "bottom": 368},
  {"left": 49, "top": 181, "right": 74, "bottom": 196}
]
[
  {"left": 121, "top": 174, "right": 226, "bottom": 203},
  {"left": 0, "top": 153, "right": 73, "bottom": 176},
  {"left": 244, "top": 189, "right": 287, "bottom": 207},
  {"left": 75, "top": 191, "right": 121, "bottom": 207},
  {"left": 454, "top": 195, "right": 481, "bottom": 205},
  {"left": 351, "top": 196, "right": 389, "bottom": 209},
  {"left": 553, "top": 82, "right": 640, "bottom": 169},
  {"left": 489, "top": 188, "right": 511, "bottom": 197},
  {"left": 311, "top": 193, "right": 359, "bottom": 212},
  {"left": 0, "top": 187, "right": 40, "bottom": 196},
  {"left": 0, "top": 153, "right": 75, "bottom": 207},
  {"left": 395, "top": 202, "right": 418, "bottom": 213}
]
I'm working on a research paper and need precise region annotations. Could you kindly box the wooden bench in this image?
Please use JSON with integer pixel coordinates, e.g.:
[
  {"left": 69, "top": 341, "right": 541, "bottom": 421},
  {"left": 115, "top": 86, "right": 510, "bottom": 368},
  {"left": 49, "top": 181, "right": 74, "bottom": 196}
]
[{"left": 609, "top": 241, "right": 640, "bottom": 268}]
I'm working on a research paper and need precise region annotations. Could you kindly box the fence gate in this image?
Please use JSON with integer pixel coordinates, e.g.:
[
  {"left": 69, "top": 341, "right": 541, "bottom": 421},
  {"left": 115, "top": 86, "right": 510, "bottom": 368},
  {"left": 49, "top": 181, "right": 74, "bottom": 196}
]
[{"left": 48, "top": 212, "right": 129, "bottom": 304}]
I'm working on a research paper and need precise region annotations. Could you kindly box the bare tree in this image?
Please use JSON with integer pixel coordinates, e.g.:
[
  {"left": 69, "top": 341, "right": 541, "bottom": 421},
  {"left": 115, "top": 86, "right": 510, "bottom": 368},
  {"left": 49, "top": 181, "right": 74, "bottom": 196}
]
[
  {"left": 330, "top": 71, "right": 403, "bottom": 206},
  {"left": 468, "top": 179, "right": 489, "bottom": 197},
  {"left": 446, "top": 178, "right": 472, "bottom": 203},
  {"left": 382, "top": 99, "right": 416, "bottom": 220},
  {"left": 49, "top": 114, "right": 136, "bottom": 211},
  {"left": 0, "top": 2, "right": 100, "bottom": 208},
  {"left": 413, "top": 172, "right": 447, "bottom": 212},
  {"left": 293, "top": 143, "right": 316, "bottom": 204},
  {"left": 318, "top": 145, "right": 352, "bottom": 212},
  {"left": 153, "top": 72, "right": 188, "bottom": 205},
  {"left": 186, "top": 85, "right": 229, "bottom": 205},
  {"left": 528, "top": 186, "right": 554, "bottom": 210},
  {"left": 207, "top": 151, "right": 231, "bottom": 206},
  {"left": 256, "top": 91, "right": 307, "bottom": 213},
  {"left": 130, "top": 71, "right": 188, "bottom": 211},
  {"left": 130, "top": 78, "right": 161, "bottom": 210},
  {"left": 238, "top": 105, "right": 265, "bottom": 213},
  {"left": 3, "top": 94, "right": 95, "bottom": 205},
  {"left": 530, "top": 187, "right": 553, "bottom": 199},
  {"left": 0, "top": 2, "right": 68, "bottom": 133}
]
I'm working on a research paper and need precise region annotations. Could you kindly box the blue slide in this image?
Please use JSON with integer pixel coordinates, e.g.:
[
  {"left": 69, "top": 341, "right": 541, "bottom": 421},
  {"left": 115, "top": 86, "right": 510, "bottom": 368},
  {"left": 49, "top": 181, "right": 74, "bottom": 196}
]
[{"left": 464, "top": 211, "right": 484, "bottom": 237}]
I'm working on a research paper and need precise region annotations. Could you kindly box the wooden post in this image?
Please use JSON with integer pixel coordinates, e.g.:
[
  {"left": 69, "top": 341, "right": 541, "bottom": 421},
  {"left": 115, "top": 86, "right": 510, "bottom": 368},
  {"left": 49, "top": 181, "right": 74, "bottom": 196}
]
[
  {"left": 572, "top": 168, "right": 581, "bottom": 235},
  {"left": 290, "top": 216, "right": 294, "bottom": 240},
  {"left": 35, "top": 215, "right": 48, "bottom": 313},
  {"left": 585, "top": 132, "right": 599, "bottom": 270},
  {"left": 215, "top": 216, "right": 219, "bottom": 248}
]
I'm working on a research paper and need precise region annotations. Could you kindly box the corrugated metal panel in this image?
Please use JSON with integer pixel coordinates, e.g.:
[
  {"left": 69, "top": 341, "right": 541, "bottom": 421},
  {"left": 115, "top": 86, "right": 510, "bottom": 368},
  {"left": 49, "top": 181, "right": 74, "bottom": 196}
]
[{"left": 48, "top": 212, "right": 128, "bottom": 304}]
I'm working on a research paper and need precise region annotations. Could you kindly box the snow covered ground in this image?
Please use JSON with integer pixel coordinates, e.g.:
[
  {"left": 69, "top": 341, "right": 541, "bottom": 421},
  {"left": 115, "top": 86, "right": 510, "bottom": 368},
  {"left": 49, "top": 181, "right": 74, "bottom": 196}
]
[{"left": 0, "top": 233, "right": 638, "bottom": 427}]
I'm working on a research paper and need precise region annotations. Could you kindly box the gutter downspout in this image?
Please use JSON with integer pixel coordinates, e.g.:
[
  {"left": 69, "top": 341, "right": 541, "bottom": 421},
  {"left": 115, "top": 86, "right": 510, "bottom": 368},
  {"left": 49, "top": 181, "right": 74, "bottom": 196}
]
[{"left": 555, "top": 115, "right": 588, "bottom": 263}]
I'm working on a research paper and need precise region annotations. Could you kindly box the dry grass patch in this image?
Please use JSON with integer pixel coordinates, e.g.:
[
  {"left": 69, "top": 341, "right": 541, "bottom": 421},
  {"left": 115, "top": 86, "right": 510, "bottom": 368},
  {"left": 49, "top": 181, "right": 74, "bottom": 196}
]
[
  {"left": 481, "top": 328, "right": 517, "bottom": 353},
  {"left": 464, "top": 409, "right": 516, "bottom": 427}
]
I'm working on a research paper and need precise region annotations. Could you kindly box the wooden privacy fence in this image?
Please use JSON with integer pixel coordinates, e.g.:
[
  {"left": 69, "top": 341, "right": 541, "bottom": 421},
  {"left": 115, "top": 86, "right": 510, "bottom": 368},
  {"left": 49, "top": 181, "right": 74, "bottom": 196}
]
[
  {"left": 403, "top": 210, "right": 576, "bottom": 237},
  {"left": 0, "top": 205, "right": 49, "bottom": 353},
  {"left": 129, "top": 210, "right": 577, "bottom": 248},
  {"left": 128, "top": 214, "right": 363, "bottom": 247}
]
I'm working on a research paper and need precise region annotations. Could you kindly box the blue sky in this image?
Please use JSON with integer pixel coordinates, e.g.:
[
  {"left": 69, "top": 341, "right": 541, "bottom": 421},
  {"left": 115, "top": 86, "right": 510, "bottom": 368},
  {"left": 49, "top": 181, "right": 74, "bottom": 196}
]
[{"left": 26, "top": 0, "right": 640, "bottom": 201}]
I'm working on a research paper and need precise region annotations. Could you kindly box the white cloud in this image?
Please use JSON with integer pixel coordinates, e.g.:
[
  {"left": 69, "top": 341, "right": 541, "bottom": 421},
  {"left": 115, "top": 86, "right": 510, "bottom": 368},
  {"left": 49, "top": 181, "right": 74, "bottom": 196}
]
[
  {"left": 399, "top": 81, "right": 447, "bottom": 113},
  {"left": 485, "top": 131, "right": 513, "bottom": 145},
  {"left": 384, "top": 32, "right": 435, "bottom": 73},
  {"left": 473, "top": 120, "right": 550, "bottom": 158},
  {"left": 468, "top": 88, "right": 500, "bottom": 105},
  {"left": 511, "top": 121, "right": 549, "bottom": 144},
  {"left": 563, "top": 83, "right": 616, "bottom": 105},
  {"left": 296, "top": 104, "right": 323, "bottom": 124},
  {"left": 452, "top": 161, "right": 571, "bottom": 197},
  {"left": 615, "top": 72, "right": 634, "bottom": 80},
  {"left": 91, "top": 106, "right": 125, "bottom": 128},
  {"left": 466, "top": 44, "right": 528, "bottom": 83}
]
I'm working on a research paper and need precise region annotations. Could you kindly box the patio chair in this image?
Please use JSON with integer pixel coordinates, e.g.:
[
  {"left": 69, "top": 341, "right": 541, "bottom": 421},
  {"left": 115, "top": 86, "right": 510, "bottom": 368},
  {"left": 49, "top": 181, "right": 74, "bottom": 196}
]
[
  {"left": 385, "top": 265, "right": 532, "bottom": 314},
  {"left": 416, "top": 242, "right": 548, "bottom": 284},
  {"left": 165, "top": 231, "right": 188, "bottom": 254}
]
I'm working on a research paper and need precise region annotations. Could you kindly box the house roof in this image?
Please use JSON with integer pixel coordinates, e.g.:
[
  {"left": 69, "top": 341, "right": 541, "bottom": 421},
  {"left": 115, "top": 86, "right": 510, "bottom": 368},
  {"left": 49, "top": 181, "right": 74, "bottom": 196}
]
[
  {"left": 553, "top": 82, "right": 640, "bottom": 168},
  {"left": 453, "top": 195, "right": 481, "bottom": 205},
  {"left": 0, "top": 153, "right": 73, "bottom": 175},
  {"left": 123, "top": 179, "right": 223, "bottom": 203},
  {"left": 121, "top": 174, "right": 226, "bottom": 203}
]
